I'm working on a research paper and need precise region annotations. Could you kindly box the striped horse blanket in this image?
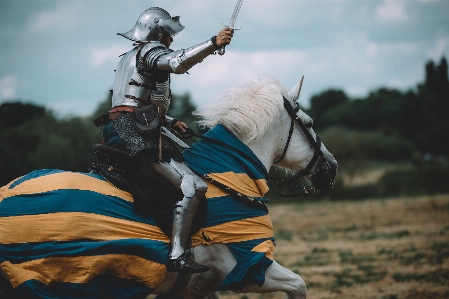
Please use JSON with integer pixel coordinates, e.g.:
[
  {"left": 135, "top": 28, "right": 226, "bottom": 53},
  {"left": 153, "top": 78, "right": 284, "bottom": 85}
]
[
  {"left": 0, "top": 125, "right": 275, "bottom": 298},
  {"left": 184, "top": 124, "right": 275, "bottom": 290}
]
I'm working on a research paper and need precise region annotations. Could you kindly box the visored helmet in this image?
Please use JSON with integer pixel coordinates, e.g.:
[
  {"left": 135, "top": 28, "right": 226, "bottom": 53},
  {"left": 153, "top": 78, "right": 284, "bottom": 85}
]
[{"left": 118, "top": 7, "right": 185, "bottom": 43}]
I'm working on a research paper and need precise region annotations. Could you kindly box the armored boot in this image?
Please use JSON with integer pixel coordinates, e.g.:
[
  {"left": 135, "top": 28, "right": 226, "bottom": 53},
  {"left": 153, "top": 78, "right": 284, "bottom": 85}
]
[
  {"left": 149, "top": 160, "right": 209, "bottom": 273},
  {"left": 167, "top": 191, "right": 210, "bottom": 273},
  {"left": 167, "top": 173, "right": 209, "bottom": 273}
]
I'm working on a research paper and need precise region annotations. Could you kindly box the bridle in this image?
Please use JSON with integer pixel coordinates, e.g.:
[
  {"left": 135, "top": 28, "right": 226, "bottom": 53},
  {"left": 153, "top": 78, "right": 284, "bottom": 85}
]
[
  {"left": 268, "top": 96, "right": 329, "bottom": 196},
  {"left": 274, "top": 96, "right": 324, "bottom": 172}
]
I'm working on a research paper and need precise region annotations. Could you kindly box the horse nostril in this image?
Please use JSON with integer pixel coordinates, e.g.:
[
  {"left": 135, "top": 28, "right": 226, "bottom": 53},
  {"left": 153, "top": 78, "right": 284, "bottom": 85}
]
[{"left": 311, "top": 159, "right": 337, "bottom": 191}]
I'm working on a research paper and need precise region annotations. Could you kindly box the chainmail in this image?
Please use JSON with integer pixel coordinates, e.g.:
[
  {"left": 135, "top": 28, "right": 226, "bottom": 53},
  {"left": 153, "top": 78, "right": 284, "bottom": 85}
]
[{"left": 112, "top": 113, "right": 176, "bottom": 157}]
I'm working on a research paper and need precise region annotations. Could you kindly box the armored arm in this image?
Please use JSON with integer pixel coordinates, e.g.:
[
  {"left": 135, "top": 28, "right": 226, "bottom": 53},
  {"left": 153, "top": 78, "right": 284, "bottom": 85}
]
[
  {"left": 165, "top": 115, "right": 179, "bottom": 127},
  {"left": 141, "top": 39, "right": 218, "bottom": 74}
]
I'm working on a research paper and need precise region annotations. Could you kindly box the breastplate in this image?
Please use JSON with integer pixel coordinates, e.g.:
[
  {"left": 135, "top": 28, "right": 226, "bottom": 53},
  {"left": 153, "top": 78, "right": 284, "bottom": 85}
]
[{"left": 111, "top": 46, "right": 171, "bottom": 114}]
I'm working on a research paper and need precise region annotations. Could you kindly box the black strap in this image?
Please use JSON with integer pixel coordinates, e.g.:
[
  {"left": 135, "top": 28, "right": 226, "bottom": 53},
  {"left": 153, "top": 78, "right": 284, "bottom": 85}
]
[
  {"left": 283, "top": 98, "right": 323, "bottom": 154},
  {"left": 203, "top": 175, "right": 268, "bottom": 213},
  {"left": 274, "top": 118, "right": 295, "bottom": 164}
]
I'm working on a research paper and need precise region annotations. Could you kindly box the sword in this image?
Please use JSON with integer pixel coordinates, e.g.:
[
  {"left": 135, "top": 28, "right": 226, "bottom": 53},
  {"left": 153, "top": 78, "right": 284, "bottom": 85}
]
[{"left": 217, "top": 0, "right": 243, "bottom": 56}]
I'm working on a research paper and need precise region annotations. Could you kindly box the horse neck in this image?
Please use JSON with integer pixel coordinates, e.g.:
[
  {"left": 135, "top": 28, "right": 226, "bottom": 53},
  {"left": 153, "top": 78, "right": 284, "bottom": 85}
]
[{"left": 245, "top": 126, "right": 279, "bottom": 172}]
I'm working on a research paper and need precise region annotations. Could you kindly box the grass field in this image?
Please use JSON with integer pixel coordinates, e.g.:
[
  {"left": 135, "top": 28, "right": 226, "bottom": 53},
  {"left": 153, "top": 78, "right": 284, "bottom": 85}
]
[{"left": 219, "top": 194, "right": 449, "bottom": 299}]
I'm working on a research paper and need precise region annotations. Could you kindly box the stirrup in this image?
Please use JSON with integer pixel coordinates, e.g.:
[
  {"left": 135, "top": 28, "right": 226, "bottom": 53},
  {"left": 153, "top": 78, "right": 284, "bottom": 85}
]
[{"left": 167, "top": 253, "right": 210, "bottom": 274}]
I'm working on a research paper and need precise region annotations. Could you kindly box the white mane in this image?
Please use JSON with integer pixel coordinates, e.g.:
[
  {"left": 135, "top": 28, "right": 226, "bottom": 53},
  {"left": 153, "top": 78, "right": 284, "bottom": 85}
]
[{"left": 194, "top": 75, "right": 290, "bottom": 143}]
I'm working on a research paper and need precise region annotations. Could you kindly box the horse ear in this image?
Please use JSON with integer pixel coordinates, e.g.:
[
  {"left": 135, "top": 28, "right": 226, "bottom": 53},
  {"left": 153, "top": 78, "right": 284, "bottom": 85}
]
[{"left": 287, "top": 75, "right": 305, "bottom": 102}]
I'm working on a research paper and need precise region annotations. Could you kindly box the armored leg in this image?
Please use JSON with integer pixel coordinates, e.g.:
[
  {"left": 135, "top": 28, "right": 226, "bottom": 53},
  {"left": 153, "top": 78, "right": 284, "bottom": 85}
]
[{"left": 151, "top": 160, "right": 209, "bottom": 273}]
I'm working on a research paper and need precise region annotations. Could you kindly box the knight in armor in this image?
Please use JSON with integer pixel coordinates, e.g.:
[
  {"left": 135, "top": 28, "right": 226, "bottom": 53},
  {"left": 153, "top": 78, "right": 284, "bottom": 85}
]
[{"left": 100, "top": 7, "right": 233, "bottom": 273}]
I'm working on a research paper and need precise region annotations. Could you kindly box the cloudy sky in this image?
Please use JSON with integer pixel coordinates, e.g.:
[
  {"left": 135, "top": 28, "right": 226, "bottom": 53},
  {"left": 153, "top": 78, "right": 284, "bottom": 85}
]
[{"left": 1, "top": 0, "right": 448, "bottom": 117}]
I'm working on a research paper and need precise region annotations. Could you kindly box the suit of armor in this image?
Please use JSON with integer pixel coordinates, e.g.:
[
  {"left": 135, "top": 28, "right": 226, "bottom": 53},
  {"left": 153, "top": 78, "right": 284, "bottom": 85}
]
[
  {"left": 111, "top": 39, "right": 217, "bottom": 114},
  {"left": 103, "top": 7, "right": 224, "bottom": 273}
]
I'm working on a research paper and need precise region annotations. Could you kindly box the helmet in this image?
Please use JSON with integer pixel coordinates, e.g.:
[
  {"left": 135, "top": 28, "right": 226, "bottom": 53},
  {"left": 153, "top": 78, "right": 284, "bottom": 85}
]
[{"left": 118, "top": 7, "right": 185, "bottom": 43}]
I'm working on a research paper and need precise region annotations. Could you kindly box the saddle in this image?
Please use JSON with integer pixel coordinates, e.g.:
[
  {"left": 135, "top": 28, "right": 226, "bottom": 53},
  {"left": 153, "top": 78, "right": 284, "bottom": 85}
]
[{"left": 91, "top": 144, "right": 207, "bottom": 237}]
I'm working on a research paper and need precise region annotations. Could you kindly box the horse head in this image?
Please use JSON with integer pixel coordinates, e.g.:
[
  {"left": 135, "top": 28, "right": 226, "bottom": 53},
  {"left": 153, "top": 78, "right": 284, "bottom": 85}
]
[
  {"left": 275, "top": 76, "right": 338, "bottom": 194},
  {"left": 194, "top": 74, "right": 337, "bottom": 195}
]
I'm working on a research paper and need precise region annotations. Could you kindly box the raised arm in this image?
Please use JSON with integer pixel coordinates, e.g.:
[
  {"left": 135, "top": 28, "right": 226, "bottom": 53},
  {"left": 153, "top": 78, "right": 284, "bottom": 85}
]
[{"left": 140, "top": 28, "right": 234, "bottom": 74}]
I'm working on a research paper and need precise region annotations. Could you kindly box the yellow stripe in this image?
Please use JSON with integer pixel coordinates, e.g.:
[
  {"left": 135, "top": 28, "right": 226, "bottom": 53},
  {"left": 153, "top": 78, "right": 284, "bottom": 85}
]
[
  {"left": 206, "top": 172, "right": 269, "bottom": 198},
  {"left": 191, "top": 215, "right": 273, "bottom": 246},
  {"left": 0, "top": 176, "right": 25, "bottom": 201},
  {"left": 0, "top": 212, "right": 170, "bottom": 244},
  {"left": 251, "top": 239, "right": 275, "bottom": 260},
  {"left": 204, "top": 180, "right": 228, "bottom": 198},
  {"left": 1, "top": 255, "right": 166, "bottom": 288},
  {"left": 0, "top": 172, "right": 133, "bottom": 203},
  {"left": 1, "top": 176, "right": 24, "bottom": 189}
]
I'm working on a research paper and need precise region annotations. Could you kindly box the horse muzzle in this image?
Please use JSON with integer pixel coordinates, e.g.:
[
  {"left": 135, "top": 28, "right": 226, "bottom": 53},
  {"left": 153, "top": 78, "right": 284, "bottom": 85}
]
[{"left": 310, "top": 157, "right": 337, "bottom": 192}]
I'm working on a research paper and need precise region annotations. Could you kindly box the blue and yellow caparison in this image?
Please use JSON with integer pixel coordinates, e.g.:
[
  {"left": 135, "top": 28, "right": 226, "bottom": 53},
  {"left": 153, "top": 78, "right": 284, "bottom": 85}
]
[{"left": 0, "top": 124, "right": 275, "bottom": 297}]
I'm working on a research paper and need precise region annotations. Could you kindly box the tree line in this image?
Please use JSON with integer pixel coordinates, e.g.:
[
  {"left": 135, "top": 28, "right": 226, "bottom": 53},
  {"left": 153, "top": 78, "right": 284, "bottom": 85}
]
[
  {"left": 1, "top": 57, "right": 448, "bottom": 192},
  {"left": 0, "top": 93, "right": 198, "bottom": 186},
  {"left": 308, "top": 57, "right": 449, "bottom": 158}
]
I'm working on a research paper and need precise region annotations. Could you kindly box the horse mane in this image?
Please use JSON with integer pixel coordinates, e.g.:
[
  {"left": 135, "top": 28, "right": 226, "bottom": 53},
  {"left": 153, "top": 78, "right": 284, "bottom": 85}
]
[{"left": 193, "top": 74, "right": 289, "bottom": 143}]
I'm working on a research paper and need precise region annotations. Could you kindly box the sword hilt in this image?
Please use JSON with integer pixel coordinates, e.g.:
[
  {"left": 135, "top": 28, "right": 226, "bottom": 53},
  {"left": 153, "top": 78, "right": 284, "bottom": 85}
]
[
  {"left": 217, "top": 46, "right": 226, "bottom": 56},
  {"left": 217, "top": 24, "right": 240, "bottom": 56}
]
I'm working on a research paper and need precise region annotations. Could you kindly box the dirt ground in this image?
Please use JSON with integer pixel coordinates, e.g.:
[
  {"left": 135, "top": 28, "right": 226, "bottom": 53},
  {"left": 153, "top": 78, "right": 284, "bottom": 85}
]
[{"left": 218, "top": 194, "right": 449, "bottom": 299}]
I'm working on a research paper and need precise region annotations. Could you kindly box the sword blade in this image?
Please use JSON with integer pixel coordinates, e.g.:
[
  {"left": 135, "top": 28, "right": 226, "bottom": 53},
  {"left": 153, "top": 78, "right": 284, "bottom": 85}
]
[
  {"left": 218, "top": 0, "right": 243, "bottom": 55},
  {"left": 228, "top": 0, "right": 243, "bottom": 28},
  {"left": 161, "top": 127, "right": 190, "bottom": 149}
]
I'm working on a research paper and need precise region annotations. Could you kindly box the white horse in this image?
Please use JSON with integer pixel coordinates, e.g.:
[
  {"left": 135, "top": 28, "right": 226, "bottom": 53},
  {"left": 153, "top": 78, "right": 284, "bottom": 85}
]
[
  {"left": 151, "top": 74, "right": 337, "bottom": 298},
  {"left": 0, "top": 74, "right": 337, "bottom": 299}
]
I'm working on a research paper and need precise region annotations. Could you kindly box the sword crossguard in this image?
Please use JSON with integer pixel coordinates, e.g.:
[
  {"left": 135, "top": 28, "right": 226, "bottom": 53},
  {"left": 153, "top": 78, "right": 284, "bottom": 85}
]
[
  {"left": 217, "top": 24, "right": 240, "bottom": 55},
  {"left": 221, "top": 23, "right": 241, "bottom": 30}
]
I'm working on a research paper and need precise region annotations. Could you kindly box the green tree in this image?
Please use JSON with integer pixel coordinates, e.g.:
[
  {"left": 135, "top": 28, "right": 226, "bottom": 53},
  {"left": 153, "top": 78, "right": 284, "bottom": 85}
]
[
  {"left": 309, "top": 56, "right": 449, "bottom": 156},
  {"left": 169, "top": 93, "right": 203, "bottom": 134},
  {"left": 309, "top": 89, "right": 349, "bottom": 129},
  {"left": 0, "top": 102, "right": 46, "bottom": 130},
  {"left": 0, "top": 92, "right": 202, "bottom": 186},
  {"left": 411, "top": 57, "right": 449, "bottom": 154}
]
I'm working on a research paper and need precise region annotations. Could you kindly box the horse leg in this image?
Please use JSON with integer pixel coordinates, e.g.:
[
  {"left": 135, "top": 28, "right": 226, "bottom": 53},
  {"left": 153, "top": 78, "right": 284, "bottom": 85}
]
[
  {"left": 204, "top": 292, "right": 220, "bottom": 299},
  {"left": 175, "top": 244, "right": 306, "bottom": 299},
  {"left": 235, "top": 261, "right": 307, "bottom": 299},
  {"left": 175, "top": 244, "right": 235, "bottom": 299}
]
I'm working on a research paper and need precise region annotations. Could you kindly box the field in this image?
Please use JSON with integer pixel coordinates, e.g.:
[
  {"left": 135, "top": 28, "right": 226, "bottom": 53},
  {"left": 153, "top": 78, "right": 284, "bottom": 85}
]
[{"left": 219, "top": 194, "right": 449, "bottom": 299}]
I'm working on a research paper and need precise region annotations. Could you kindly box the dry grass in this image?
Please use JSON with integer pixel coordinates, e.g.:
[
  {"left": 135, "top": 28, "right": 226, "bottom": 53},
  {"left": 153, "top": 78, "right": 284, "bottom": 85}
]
[
  {"left": 340, "top": 162, "right": 412, "bottom": 187},
  {"left": 219, "top": 194, "right": 449, "bottom": 299}
]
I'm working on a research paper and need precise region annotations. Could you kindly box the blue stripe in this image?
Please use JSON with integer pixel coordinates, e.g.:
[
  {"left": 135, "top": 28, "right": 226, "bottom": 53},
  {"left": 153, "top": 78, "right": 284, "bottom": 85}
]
[
  {"left": 183, "top": 124, "right": 267, "bottom": 181},
  {"left": 217, "top": 251, "right": 273, "bottom": 290},
  {"left": 0, "top": 189, "right": 157, "bottom": 226},
  {"left": 15, "top": 275, "right": 152, "bottom": 299},
  {"left": 226, "top": 237, "right": 275, "bottom": 261},
  {"left": 203, "top": 195, "right": 267, "bottom": 227},
  {"left": 0, "top": 239, "right": 169, "bottom": 265},
  {"left": 8, "top": 169, "right": 102, "bottom": 189}
]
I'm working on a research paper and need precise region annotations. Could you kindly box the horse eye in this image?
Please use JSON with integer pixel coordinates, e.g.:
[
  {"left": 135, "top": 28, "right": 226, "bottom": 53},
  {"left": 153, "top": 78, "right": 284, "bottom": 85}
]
[{"left": 305, "top": 120, "right": 313, "bottom": 128}]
